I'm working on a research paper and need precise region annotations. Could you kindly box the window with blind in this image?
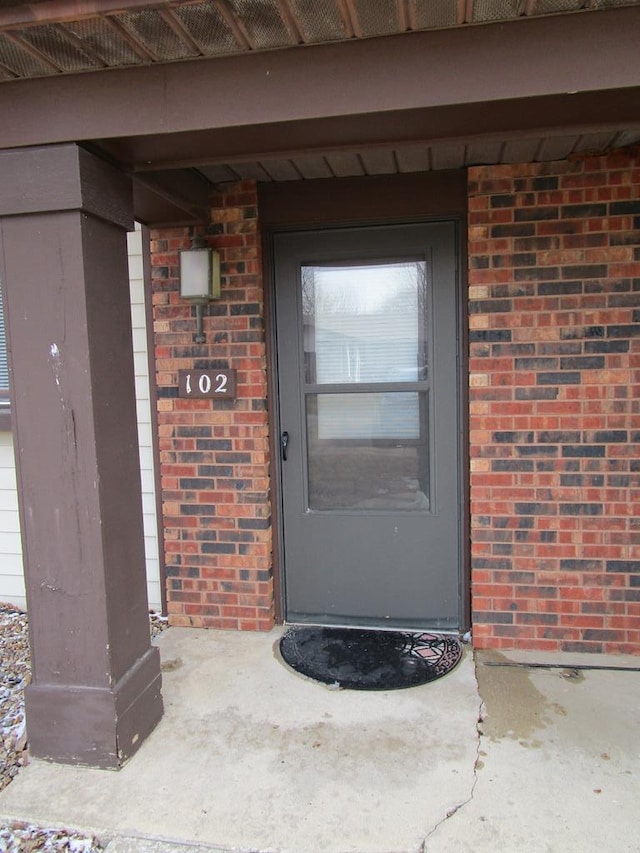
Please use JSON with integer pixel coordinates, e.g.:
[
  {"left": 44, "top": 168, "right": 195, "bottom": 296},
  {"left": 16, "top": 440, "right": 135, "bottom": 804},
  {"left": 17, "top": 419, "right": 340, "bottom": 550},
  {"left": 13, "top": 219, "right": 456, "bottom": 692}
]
[{"left": 301, "top": 259, "right": 431, "bottom": 512}]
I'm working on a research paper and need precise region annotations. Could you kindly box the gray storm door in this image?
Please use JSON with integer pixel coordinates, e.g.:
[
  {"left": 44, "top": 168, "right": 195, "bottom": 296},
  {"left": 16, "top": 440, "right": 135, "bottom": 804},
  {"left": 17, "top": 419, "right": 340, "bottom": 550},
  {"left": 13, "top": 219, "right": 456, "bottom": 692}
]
[{"left": 274, "top": 223, "right": 461, "bottom": 630}]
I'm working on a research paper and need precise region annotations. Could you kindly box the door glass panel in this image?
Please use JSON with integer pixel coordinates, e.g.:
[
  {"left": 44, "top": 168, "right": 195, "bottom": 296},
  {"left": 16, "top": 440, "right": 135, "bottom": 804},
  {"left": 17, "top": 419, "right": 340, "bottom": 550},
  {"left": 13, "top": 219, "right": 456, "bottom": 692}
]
[
  {"left": 302, "top": 261, "right": 428, "bottom": 385},
  {"left": 316, "top": 392, "right": 420, "bottom": 440},
  {"left": 306, "top": 392, "right": 430, "bottom": 511}
]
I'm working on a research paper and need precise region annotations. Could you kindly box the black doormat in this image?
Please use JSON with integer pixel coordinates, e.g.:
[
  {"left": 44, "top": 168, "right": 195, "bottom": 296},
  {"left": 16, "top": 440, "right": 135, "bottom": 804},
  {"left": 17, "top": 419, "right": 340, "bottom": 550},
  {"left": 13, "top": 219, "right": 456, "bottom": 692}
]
[{"left": 279, "top": 626, "right": 463, "bottom": 690}]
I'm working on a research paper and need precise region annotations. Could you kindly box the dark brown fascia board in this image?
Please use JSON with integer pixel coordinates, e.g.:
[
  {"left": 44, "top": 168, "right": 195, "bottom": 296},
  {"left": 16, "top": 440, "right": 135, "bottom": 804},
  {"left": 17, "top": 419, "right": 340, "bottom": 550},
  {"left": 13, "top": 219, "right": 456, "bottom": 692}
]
[
  {"left": 132, "top": 169, "right": 211, "bottom": 220},
  {"left": 1, "top": 6, "right": 639, "bottom": 151},
  {"left": 131, "top": 179, "right": 200, "bottom": 225},
  {"left": 258, "top": 170, "right": 468, "bottom": 228},
  {"left": 96, "top": 88, "right": 640, "bottom": 172}
]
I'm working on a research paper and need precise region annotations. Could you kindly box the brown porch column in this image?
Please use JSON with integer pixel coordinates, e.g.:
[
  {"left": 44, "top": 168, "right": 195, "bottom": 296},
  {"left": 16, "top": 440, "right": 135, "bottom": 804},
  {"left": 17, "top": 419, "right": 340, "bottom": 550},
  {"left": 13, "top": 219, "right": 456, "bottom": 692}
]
[{"left": 0, "top": 144, "right": 163, "bottom": 768}]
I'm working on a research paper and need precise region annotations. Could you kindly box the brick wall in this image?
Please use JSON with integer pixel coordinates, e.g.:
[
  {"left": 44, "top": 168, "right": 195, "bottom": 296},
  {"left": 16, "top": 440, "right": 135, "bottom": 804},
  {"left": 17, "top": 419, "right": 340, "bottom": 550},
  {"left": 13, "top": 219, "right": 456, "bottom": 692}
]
[
  {"left": 148, "top": 158, "right": 639, "bottom": 651},
  {"left": 468, "top": 150, "right": 640, "bottom": 653},
  {"left": 150, "top": 181, "right": 274, "bottom": 630}
]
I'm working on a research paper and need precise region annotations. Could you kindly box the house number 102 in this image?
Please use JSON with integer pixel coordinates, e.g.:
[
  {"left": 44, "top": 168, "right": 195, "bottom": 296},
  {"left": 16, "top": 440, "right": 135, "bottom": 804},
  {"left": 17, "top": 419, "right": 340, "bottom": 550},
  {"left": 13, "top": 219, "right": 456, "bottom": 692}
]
[
  {"left": 178, "top": 369, "right": 237, "bottom": 400},
  {"left": 186, "top": 373, "right": 227, "bottom": 395}
]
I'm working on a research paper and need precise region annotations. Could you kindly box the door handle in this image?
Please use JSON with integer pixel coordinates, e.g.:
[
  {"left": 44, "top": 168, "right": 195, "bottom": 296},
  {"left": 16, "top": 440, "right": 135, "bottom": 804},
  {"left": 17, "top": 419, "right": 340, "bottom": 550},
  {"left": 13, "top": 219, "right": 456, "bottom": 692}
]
[{"left": 281, "top": 431, "right": 290, "bottom": 461}]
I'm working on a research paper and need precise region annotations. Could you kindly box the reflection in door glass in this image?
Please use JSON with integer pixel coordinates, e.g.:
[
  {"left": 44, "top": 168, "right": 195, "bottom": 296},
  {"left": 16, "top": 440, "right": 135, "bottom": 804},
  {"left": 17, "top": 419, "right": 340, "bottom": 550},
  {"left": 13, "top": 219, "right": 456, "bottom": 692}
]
[
  {"left": 316, "top": 392, "right": 420, "bottom": 440},
  {"left": 306, "top": 392, "right": 430, "bottom": 512},
  {"left": 302, "top": 261, "right": 428, "bottom": 386},
  {"left": 301, "top": 259, "right": 431, "bottom": 511}
]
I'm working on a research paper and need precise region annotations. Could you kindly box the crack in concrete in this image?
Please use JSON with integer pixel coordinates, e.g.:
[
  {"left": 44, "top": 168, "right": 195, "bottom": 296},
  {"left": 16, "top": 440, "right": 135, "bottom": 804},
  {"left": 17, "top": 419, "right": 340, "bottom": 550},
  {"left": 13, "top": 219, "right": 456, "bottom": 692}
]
[{"left": 419, "top": 655, "right": 485, "bottom": 852}]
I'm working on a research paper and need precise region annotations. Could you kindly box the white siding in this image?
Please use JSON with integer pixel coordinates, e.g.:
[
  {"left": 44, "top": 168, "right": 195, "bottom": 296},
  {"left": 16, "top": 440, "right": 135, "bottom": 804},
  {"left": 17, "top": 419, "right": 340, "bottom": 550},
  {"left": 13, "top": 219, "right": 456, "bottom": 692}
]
[
  {"left": 0, "top": 433, "right": 24, "bottom": 607},
  {"left": 127, "top": 226, "right": 163, "bottom": 611},
  {"left": 0, "top": 226, "right": 162, "bottom": 611}
]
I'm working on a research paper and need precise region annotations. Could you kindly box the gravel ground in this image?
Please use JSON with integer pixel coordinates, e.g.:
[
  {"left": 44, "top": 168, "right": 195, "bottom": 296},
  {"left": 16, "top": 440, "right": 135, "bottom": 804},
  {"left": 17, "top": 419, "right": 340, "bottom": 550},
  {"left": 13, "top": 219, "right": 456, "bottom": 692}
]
[{"left": 0, "top": 604, "right": 168, "bottom": 852}]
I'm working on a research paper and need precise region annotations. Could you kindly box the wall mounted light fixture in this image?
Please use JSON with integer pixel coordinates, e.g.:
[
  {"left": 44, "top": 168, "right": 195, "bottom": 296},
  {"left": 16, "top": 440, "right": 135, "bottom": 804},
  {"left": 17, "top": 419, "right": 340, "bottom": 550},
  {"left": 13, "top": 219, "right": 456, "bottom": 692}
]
[{"left": 179, "top": 238, "right": 221, "bottom": 343}]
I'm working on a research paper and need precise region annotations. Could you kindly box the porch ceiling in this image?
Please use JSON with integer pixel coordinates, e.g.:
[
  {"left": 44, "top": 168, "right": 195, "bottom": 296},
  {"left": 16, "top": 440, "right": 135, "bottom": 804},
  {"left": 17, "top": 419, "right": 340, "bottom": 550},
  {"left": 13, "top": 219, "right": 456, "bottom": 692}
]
[
  {"left": 2, "top": 0, "right": 639, "bottom": 224},
  {"left": 193, "top": 129, "right": 640, "bottom": 183},
  {"left": 128, "top": 123, "right": 640, "bottom": 224},
  {"left": 0, "top": 0, "right": 639, "bottom": 82}
]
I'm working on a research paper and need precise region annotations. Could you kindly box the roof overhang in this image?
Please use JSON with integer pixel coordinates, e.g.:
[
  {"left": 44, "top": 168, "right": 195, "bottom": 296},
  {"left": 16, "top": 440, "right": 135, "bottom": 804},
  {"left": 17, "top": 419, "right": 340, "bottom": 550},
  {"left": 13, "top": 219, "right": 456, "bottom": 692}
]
[{"left": 1, "top": 3, "right": 639, "bottom": 224}]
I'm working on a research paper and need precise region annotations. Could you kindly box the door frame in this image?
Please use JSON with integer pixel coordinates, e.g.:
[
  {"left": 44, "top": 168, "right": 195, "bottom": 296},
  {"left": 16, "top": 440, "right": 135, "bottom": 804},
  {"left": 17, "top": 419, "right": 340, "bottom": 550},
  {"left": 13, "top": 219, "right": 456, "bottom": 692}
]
[{"left": 260, "top": 170, "right": 470, "bottom": 633}]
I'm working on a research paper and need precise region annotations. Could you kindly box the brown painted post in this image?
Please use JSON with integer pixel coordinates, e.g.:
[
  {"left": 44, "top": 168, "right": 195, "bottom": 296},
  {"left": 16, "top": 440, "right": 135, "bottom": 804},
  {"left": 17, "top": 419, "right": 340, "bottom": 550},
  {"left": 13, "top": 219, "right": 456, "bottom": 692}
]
[{"left": 0, "top": 143, "right": 163, "bottom": 767}]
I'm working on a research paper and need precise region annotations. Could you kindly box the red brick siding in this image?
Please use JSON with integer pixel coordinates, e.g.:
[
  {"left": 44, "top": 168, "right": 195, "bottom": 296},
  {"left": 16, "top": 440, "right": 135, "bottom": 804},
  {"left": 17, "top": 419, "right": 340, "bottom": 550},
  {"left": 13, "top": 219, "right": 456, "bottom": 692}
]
[
  {"left": 150, "top": 181, "right": 274, "bottom": 630},
  {"left": 468, "top": 151, "right": 640, "bottom": 654}
]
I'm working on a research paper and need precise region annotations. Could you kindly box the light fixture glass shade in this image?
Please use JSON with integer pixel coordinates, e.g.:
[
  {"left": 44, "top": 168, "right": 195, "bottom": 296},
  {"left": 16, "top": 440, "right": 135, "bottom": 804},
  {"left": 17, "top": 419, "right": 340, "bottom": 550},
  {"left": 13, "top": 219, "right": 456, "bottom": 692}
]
[{"left": 180, "top": 248, "right": 221, "bottom": 301}]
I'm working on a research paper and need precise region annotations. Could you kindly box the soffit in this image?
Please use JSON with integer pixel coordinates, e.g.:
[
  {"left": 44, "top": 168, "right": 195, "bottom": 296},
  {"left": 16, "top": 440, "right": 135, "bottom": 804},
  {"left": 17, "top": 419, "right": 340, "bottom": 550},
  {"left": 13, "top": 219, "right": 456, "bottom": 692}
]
[
  {"left": 0, "top": 0, "right": 639, "bottom": 82},
  {"left": 130, "top": 124, "right": 640, "bottom": 225},
  {"left": 193, "top": 130, "right": 640, "bottom": 183}
]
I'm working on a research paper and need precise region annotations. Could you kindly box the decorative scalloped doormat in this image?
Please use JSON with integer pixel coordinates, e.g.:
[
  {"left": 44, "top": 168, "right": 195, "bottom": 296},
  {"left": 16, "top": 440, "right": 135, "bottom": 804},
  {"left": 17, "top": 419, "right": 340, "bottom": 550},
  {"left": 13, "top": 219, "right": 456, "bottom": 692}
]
[{"left": 279, "top": 626, "right": 463, "bottom": 690}]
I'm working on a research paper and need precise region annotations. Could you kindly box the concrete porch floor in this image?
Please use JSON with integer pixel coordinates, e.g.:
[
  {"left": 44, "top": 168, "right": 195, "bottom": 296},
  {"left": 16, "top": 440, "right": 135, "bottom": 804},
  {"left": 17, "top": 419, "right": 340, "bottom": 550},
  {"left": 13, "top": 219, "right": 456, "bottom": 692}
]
[{"left": 0, "top": 627, "right": 638, "bottom": 853}]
